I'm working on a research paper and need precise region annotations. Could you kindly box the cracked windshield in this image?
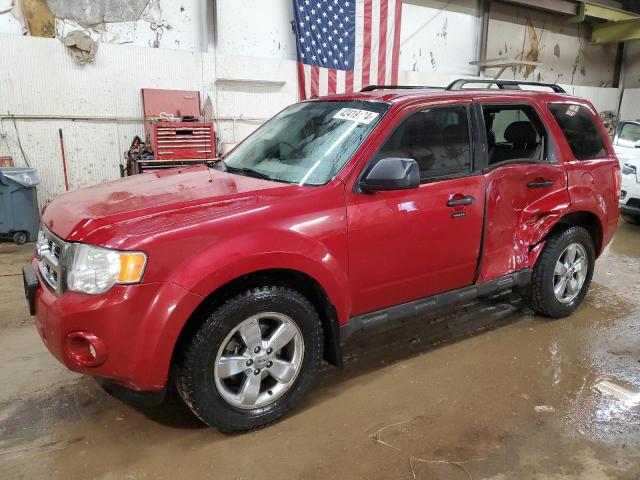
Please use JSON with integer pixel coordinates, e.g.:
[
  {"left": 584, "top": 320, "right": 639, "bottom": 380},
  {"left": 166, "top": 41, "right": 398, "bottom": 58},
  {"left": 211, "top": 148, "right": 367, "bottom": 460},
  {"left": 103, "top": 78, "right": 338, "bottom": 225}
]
[{"left": 219, "top": 101, "right": 390, "bottom": 185}]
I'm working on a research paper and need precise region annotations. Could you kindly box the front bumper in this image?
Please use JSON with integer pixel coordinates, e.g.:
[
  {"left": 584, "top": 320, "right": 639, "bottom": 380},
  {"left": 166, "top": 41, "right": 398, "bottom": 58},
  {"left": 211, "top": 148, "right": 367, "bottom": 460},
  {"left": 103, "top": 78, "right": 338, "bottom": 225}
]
[
  {"left": 620, "top": 172, "right": 640, "bottom": 216},
  {"left": 620, "top": 203, "right": 640, "bottom": 216},
  {"left": 27, "top": 258, "right": 203, "bottom": 391}
]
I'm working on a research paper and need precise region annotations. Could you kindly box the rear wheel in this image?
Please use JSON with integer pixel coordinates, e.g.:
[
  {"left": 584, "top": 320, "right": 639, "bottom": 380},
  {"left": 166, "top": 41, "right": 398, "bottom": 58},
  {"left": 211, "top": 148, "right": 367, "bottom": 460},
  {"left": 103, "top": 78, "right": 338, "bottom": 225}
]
[
  {"left": 523, "top": 226, "right": 595, "bottom": 318},
  {"left": 176, "top": 286, "right": 323, "bottom": 432}
]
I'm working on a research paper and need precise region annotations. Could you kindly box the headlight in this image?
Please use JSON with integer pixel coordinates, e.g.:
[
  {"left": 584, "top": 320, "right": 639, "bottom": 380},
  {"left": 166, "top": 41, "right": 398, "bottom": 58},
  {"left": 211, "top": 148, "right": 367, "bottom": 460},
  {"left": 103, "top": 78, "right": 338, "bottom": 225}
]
[
  {"left": 622, "top": 164, "right": 637, "bottom": 176},
  {"left": 66, "top": 244, "right": 147, "bottom": 295}
]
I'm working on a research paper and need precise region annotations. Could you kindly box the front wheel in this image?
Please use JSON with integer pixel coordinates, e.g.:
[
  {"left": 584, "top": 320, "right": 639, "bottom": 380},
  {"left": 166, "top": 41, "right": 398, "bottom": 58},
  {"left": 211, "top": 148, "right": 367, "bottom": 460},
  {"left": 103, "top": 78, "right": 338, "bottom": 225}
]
[
  {"left": 176, "top": 286, "right": 323, "bottom": 432},
  {"left": 523, "top": 226, "right": 595, "bottom": 318}
]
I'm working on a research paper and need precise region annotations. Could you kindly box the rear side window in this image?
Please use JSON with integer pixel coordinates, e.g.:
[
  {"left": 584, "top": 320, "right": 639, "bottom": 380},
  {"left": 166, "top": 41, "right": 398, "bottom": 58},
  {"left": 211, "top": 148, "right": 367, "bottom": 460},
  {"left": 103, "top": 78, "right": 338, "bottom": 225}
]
[
  {"left": 548, "top": 103, "right": 607, "bottom": 160},
  {"left": 482, "top": 104, "right": 548, "bottom": 166}
]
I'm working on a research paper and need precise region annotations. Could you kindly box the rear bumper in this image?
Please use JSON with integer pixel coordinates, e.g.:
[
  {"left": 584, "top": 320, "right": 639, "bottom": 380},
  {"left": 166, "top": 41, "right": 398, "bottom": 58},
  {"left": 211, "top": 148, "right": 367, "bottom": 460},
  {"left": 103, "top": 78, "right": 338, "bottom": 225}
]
[{"left": 29, "top": 258, "right": 203, "bottom": 391}]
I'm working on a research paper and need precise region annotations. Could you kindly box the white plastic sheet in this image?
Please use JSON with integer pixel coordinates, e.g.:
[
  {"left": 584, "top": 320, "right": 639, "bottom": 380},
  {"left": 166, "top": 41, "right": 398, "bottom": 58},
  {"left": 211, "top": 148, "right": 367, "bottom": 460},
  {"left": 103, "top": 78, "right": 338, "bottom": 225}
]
[{"left": 0, "top": 167, "right": 40, "bottom": 187}]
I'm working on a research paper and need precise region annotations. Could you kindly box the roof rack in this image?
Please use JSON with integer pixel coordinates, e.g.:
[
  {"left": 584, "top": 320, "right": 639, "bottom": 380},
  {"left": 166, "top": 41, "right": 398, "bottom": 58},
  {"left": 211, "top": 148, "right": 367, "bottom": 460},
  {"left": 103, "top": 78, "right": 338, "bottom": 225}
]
[
  {"left": 360, "top": 85, "right": 443, "bottom": 92},
  {"left": 445, "top": 79, "right": 566, "bottom": 93}
]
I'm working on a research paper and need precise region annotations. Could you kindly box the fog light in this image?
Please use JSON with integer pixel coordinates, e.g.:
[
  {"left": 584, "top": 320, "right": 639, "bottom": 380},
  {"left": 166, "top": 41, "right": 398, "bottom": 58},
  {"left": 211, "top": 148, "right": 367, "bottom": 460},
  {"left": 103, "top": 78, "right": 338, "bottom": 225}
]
[
  {"left": 620, "top": 189, "right": 627, "bottom": 200},
  {"left": 65, "top": 331, "right": 107, "bottom": 367}
]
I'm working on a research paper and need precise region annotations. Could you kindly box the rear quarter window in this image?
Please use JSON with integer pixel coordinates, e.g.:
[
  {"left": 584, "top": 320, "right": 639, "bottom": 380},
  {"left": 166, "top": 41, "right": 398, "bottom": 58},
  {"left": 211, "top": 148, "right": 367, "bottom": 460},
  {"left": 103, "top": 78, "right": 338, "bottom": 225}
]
[{"left": 548, "top": 103, "right": 607, "bottom": 160}]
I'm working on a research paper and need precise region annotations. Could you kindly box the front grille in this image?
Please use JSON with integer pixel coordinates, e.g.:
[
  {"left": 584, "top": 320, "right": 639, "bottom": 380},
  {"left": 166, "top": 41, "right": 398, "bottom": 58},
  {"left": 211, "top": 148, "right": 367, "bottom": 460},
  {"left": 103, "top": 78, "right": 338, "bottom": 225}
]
[
  {"left": 627, "top": 198, "right": 640, "bottom": 209},
  {"left": 36, "top": 226, "right": 68, "bottom": 294}
]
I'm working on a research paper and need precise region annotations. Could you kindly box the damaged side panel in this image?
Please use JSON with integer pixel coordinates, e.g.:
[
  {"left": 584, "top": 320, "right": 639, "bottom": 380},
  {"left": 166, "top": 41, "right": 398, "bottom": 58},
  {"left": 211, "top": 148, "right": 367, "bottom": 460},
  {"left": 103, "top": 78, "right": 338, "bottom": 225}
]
[
  {"left": 564, "top": 160, "right": 619, "bottom": 254},
  {"left": 477, "top": 163, "right": 570, "bottom": 283}
]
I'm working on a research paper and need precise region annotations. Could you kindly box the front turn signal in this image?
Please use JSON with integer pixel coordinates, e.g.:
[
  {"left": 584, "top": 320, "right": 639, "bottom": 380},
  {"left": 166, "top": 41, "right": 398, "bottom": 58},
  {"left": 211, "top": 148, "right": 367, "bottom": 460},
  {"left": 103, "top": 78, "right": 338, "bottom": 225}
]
[{"left": 118, "top": 252, "right": 147, "bottom": 283}]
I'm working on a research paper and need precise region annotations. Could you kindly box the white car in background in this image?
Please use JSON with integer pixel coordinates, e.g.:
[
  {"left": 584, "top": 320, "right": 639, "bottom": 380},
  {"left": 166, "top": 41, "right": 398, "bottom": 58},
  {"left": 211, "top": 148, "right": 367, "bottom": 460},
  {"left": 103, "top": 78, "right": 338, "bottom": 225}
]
[{"left": 614, "top": 120, "right": 640, "bottom": 224}]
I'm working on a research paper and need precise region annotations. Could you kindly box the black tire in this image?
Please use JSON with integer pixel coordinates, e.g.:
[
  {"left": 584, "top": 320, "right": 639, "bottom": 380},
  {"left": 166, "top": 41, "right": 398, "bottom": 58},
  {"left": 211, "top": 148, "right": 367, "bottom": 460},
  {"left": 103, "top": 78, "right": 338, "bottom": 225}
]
[
  {"left": 12, "top": 231, "right": 28, "bottom": 245},
  {"left": 523, "top": 226, "right": 595, "bottom": 318},
  {"left": 176, "top": 286, "right": 323, "bottom": 432},
  {"left": 622, "top": 213, "right": 640, "bottom": 225}
]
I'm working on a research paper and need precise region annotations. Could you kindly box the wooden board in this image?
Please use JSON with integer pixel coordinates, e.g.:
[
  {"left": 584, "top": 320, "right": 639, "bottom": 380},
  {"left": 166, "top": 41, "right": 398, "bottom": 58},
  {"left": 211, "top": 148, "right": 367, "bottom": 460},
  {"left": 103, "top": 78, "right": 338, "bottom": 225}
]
[{"left": 21, "top": 0, "right": 56, "bottom": 38}]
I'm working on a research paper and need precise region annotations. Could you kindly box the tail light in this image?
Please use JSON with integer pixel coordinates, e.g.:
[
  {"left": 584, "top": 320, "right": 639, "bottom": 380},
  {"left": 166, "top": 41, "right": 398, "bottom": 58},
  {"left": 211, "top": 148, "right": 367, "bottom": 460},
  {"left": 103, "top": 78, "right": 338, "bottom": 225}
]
[{"left": 614, "top": 168, "right": 622, "bottom": 203}]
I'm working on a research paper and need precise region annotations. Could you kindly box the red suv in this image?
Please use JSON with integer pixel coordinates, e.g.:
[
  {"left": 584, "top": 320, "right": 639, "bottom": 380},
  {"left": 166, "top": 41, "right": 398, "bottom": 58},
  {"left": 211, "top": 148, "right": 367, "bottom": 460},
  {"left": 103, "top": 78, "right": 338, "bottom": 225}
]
[{"left": 23, "top": 79, "right": 620, "bottom": 431}]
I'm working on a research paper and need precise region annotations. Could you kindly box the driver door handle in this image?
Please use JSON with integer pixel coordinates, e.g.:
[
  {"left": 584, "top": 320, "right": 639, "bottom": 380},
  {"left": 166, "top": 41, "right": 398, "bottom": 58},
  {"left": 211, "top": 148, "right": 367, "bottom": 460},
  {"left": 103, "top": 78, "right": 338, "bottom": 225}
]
[
  {"left": 446, "top": 195, "right": 475, "bottom": 207},
  {"left": 527, "top": 180, "right": 554, "bottom": 188}
]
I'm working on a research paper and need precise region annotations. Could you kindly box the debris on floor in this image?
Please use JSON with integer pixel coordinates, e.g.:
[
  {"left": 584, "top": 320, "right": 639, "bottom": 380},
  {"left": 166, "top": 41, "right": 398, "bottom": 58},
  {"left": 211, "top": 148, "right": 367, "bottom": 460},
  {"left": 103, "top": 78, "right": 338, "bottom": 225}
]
[
  {"left": 534, "top": 405, "right": 556, "bottom": 413},
  {"left": 594, "top": 380, "right": 640, "bottom": 407}
]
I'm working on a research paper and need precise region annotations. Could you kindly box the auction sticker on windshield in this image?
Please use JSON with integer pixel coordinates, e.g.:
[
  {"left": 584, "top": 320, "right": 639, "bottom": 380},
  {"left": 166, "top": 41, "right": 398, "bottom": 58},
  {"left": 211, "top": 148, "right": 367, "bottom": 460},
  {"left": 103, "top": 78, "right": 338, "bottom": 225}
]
[{"left": 333, "top": 108, "right": 379, "bottom": 124}]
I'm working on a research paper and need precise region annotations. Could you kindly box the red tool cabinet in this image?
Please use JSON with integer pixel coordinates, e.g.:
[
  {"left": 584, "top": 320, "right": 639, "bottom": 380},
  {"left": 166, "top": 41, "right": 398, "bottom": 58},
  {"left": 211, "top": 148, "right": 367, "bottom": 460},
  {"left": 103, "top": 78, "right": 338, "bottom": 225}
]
[
  {"left": 142, "top": 88, "right": 216, "bottom": 162},
  {"left": 147, "top": 122, "right": 215, "bottom": 160}
]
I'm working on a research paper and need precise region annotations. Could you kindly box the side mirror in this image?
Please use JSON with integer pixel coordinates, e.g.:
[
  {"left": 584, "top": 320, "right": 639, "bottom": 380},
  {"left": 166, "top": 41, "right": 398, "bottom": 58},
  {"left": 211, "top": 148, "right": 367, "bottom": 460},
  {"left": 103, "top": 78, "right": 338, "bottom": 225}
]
[{"left": 360, "top": 157, "right": 420, "bottom": 192}]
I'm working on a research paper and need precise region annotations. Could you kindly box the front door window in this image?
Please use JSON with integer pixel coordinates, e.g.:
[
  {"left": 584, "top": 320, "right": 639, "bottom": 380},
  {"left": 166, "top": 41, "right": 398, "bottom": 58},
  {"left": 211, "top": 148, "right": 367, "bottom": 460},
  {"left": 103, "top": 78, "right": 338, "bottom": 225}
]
[{"left": 374, "top": 106, "right": 472, "bottom": 180}]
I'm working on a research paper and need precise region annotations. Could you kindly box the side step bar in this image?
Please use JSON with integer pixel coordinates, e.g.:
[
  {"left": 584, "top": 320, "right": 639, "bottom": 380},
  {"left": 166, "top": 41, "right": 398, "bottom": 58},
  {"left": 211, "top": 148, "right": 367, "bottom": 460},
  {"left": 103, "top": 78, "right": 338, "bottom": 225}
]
[{"left": 340, "top": 269, "right": 531, "bottom": 341}]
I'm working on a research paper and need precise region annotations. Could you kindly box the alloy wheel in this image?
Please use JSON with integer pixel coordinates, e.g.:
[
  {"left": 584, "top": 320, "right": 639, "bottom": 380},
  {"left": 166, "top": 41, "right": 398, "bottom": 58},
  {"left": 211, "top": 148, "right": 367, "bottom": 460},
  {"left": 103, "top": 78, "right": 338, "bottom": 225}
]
[
  {"left": 553, "top": 242, "right": 588, "bottom": 304},
  {"left": 213, "top": 312, "right": 304, "bottom": 409}
]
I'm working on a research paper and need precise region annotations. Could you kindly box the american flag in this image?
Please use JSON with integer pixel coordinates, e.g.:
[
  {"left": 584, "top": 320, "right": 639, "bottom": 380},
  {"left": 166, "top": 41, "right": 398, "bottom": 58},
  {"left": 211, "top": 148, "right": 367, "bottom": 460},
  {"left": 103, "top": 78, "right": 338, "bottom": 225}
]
[{"left": 293, "top": 0, "right": 403, "bottom": 99}]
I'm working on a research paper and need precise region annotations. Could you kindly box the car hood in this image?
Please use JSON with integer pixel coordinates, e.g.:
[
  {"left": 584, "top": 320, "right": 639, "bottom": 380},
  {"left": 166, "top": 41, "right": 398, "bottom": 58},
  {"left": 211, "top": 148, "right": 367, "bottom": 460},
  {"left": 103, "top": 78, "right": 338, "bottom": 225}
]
[
  {"left": 42, "top": 166, "right": 291, "bottom": 245},
  {"left": 614, "top": 145, "right": 640, "bottom": 165}
]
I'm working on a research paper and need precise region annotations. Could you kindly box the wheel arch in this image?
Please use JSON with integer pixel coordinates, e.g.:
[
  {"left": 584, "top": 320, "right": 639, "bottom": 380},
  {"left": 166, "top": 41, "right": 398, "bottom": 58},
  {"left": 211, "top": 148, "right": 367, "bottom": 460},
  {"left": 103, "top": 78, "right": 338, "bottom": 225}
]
[
  {"left": 527, "top": 210, "right": 604, "bottom": 270},
  {"left": 548, "top": 210, "right": 603, "bottom": 255},
  {"left": 172, "top": 268, "right": 344, "bottom": 372}
]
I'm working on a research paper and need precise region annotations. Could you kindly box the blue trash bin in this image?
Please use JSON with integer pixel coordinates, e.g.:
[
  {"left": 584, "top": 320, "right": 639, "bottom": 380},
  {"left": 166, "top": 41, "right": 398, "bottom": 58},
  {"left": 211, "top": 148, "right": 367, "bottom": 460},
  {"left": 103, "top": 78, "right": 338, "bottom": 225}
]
[{"left": 0, "top": 167, "right": 40, "bottom": 244}]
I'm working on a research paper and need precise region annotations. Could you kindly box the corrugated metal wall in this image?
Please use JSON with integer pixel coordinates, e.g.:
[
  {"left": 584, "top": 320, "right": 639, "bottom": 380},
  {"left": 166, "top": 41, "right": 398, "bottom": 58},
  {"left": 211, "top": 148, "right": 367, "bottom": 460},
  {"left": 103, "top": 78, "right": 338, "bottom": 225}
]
[{"left": 0, "top": 34, "right": 215, "bottom": 207}]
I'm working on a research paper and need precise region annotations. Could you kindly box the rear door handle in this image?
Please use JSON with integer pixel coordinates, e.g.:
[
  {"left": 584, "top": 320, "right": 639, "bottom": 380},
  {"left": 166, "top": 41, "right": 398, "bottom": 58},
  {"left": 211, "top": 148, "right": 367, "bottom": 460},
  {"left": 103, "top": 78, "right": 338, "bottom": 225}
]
[
  {"left": 527, "top": 180, "right": 554, "bottom": 188},
  {"left": 446, "top": 195, "right": 475, "bottom": 207}
]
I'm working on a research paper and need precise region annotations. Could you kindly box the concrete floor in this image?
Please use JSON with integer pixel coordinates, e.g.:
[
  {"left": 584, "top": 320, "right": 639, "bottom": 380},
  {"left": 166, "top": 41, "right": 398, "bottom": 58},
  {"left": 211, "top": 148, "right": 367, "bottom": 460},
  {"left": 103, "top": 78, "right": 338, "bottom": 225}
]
[{"left": 1, "top": 222, "right": 639, "bottom": 480}]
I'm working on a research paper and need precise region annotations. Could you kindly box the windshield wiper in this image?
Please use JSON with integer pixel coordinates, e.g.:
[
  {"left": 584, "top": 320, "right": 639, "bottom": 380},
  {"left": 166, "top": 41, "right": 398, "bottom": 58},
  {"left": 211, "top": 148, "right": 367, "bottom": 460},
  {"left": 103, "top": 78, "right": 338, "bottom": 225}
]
[{"left": 223, "top": 164, "right": 273, "bottom": 181}]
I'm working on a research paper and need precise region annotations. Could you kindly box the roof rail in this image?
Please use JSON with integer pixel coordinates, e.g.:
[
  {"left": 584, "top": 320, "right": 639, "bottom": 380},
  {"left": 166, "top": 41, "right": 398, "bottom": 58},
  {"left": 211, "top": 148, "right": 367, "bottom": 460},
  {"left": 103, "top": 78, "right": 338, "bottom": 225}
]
[
  {"left": 446, "top": 79, "right": 566, "bottom": 93},
  {"left": 361, "top": 85, "right": 443, "bottom": 92}
]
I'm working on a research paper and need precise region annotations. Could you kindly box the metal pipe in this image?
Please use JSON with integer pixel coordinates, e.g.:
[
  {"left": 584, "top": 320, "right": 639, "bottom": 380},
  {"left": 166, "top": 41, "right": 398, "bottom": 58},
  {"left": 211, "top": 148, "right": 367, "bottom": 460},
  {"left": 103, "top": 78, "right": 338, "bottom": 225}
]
[
  {"left": 58, "top": 129, "right": 69, "bottom": 192},
  {"left": 478, "top": 0, "right": 490, "bottom": 70}
]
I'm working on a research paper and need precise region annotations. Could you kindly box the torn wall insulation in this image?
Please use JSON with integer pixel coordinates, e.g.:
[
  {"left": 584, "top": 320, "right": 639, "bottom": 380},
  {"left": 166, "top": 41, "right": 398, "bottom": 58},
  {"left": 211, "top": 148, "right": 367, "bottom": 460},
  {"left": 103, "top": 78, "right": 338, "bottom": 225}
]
[
  {"left": 46, "top": 0, "right": 149, "bottom": 25},
  {"left": 62, "top": 30, "right": 98, "bottom": 64},
  {"left": 0, "top": 0, "right": 205, "bottom": 51}
]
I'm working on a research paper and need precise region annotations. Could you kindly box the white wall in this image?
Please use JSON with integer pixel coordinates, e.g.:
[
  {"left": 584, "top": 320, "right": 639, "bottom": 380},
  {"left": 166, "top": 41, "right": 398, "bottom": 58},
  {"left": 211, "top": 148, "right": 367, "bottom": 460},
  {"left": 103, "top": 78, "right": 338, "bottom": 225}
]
[
  {"left": 215, "top": 54, "right": 297, "bottom": 150},
  {"left": 0, "top": 0, "right": 24, "bottom": 35},
  {"left": 216, "top": 0, "right": 296, "bottom": 60},
  {"left": 620, "top": 89, "right": 640, "bottom": 121},
  {"left": 399, "top": 0, "right": 479, "bottom": 76}
]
